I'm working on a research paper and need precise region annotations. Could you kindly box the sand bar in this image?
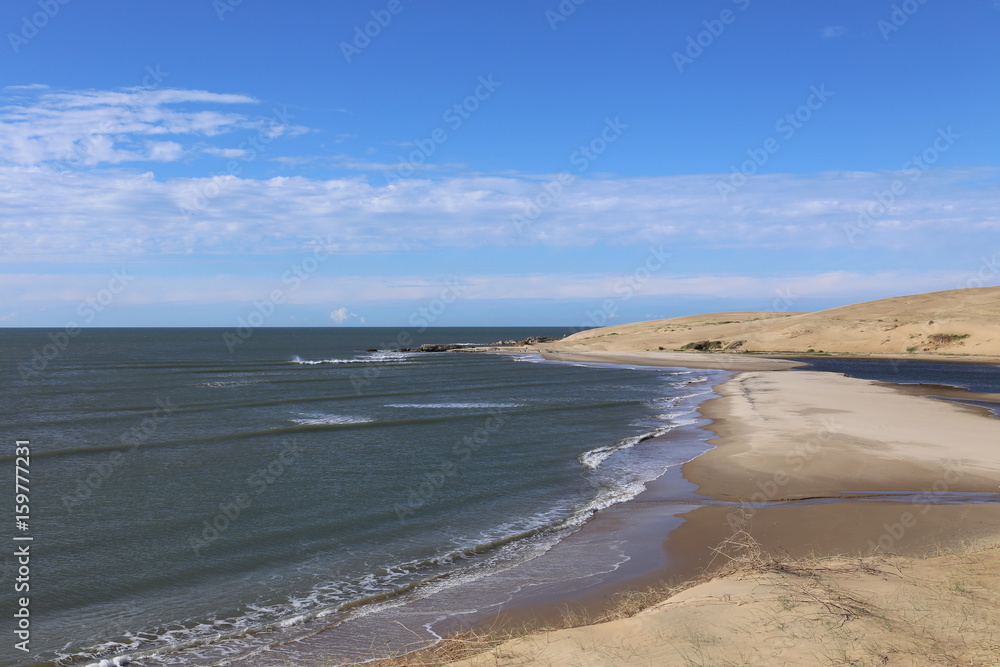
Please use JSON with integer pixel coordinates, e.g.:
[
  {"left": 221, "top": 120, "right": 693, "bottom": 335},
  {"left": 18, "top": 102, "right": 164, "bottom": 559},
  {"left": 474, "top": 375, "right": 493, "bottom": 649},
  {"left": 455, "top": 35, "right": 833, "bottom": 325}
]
[{"left": 688, "top": 370, "right": 1000, "bottom": 500}]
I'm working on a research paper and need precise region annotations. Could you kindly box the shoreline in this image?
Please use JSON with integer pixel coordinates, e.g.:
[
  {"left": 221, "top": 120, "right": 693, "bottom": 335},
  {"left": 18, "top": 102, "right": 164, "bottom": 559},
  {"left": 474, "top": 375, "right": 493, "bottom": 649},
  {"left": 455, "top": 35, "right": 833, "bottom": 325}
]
[
  {"left": 455, "top": 356, "right": 1000, "bottom": 623},
  {"left": 418, "top": 367, "right": 735, "bottom": 640},
  {"left": 461, "top": 344, "right": 1000, "bottom": 368},
  {"left": 406, "top": 350, "right": 1000, "bottom": 666}
]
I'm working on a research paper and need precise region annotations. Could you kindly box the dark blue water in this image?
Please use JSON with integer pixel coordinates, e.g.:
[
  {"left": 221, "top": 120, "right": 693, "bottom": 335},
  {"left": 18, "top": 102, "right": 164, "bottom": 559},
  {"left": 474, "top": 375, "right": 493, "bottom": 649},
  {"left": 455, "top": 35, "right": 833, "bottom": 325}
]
[
  {"left": 793, "top": 357, "right": 1000, "bottom": 394},
  {"left": 793, "top": 357, "right": 1000, "bottom": 417},
  {"left": 0, "top": 328, "right": 724, "bottom": 666}
]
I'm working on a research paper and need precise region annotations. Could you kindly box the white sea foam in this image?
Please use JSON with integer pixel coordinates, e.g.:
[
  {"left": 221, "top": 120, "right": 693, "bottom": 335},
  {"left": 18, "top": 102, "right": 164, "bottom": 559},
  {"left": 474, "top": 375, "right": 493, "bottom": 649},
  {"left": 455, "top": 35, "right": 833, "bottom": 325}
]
[
  {"left": 201, "top": 380, "right": 265, "bottom": 388},
  {"left": 360, "top": 350, "right": 422, "bottom": 362},
  {"left": 290, "top": 413, "right": 372, "bottom": 426},
  {"left": 291, "top": 356, "right": 365, "bottom": 365},
  {"left": 291, "top": 351, "right": 420, "bottom": 365},
  {"left": 578, "top": 430, "right": 667, "bottom": 470}
]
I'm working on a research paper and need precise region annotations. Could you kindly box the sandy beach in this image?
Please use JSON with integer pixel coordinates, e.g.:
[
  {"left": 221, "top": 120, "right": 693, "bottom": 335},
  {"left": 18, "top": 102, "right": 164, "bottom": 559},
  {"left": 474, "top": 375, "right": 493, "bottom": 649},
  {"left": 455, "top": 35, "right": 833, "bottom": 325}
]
[
  {"left": 688, "top": 369, "right": 1000, "bottom": 501},
  {"left": 429, "top": 354, "right": 1000, "bottom": 667}
]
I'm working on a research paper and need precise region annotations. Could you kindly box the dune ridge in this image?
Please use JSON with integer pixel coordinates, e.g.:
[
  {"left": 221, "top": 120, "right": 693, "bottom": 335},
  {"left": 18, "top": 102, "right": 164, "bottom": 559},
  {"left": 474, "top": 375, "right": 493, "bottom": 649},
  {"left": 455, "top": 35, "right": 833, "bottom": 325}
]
[{"left": 545, "top": 287, "right": 1000, "bottom": 358}]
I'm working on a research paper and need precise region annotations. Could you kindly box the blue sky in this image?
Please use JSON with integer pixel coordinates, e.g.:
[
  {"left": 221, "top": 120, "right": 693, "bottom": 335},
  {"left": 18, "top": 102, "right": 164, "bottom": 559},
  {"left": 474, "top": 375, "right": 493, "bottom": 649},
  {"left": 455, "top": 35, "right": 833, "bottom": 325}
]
[{"left": 2, "top": 0, "right": 999, "bottom": 328}]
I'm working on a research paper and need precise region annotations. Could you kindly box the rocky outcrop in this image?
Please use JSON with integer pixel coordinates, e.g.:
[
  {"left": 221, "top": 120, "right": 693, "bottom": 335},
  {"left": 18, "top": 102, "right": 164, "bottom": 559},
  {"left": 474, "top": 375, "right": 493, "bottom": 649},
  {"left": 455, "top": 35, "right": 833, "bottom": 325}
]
[
  {"left": 490, "top": 336, "right": 559, "bottom": 346},
  {"left": 396, "top": 343, "right": 478, "bottom": 352},
  {"left": 416, "top": 343, "right": 473, "bottom": 352},
  {"left": 393, "top": 336, "right": 562, "bottom": 352}
]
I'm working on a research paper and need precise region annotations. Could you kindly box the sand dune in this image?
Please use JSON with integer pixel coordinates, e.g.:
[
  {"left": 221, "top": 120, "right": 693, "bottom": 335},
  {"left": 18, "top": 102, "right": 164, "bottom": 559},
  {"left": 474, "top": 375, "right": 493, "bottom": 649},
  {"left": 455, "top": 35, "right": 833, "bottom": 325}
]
[{"left": 546, "top": 287, "right": 1000, "bottom": 358}]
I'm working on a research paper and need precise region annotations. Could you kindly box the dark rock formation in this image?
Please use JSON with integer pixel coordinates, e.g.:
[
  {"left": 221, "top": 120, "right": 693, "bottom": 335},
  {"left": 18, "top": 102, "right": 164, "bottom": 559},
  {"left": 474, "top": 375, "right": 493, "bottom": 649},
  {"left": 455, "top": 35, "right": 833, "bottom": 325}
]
[
  {"left": 489, "top": 336, "right": 559, "bottom": 347},
  {"left": 396, "top": 336, "right": 561, "bottom": 352}
]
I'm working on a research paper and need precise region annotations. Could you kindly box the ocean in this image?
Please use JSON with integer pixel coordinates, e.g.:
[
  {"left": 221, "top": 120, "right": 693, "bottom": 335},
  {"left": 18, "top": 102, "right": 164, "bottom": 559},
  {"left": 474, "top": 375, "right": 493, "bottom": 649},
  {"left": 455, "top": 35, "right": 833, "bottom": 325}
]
[
  {"left": 0, "top": 328, "right": 726, "bottom": 666},
  {"left": 794, "top": 356, "right": 1000, "bottom": 393}
]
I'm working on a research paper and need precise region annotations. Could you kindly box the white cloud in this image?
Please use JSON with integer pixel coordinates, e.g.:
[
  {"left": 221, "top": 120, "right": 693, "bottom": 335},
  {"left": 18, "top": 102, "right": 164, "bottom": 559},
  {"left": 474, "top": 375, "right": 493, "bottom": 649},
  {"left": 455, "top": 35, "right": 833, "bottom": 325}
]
[
  {"left": 147, "top": 141, "right": 184, "bottom": 161},
  {"left": 0, "top": 165, "right": 997, "bottom": 261},
  {"left": 203, "top": 146, "right": 249, "bottom": 159},
  {"left": 329, "top": 307, "right": 365, "bottom": 324},
  {"left": 272, "top": 153, "right": 461, "bottom": 173},
  {"left": 0, "top": 269, "right": 986, "bottom": 310},
  {"left": 0, "top": 86, "right": 307, "bottom": 167},
  {"left": 822, "top": 26, "right": 847, "bottom": 39}
]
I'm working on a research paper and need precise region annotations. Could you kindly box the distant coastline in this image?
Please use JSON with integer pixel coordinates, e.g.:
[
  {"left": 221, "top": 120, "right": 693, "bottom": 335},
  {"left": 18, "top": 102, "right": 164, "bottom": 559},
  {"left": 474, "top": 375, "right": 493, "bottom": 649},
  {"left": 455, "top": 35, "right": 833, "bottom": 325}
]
[{"left": 461, "top": 286, "right": 1000, "bottom": 364}]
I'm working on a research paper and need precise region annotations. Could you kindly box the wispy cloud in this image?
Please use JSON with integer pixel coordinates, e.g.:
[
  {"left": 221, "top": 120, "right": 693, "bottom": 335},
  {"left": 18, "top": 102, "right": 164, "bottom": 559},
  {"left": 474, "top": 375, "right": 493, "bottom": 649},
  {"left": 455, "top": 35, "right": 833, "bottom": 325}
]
[
  {"left": 1, "top": 165, "right": 997, "bottom": 261},
  {"left": 822, "top": 26, "right": 847, "bottom": 39},
  {"left": 271, "top": 153, "right": 464, "bottom": 173},
  {"left": 203, "top": 146, "right": 250, "bottom": 159},
  {"left": 0, "top": 86, "right": 307, "bottom": 167},
  {"left": 0, "top": 270, "right": 977, "bottom": 310}
]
